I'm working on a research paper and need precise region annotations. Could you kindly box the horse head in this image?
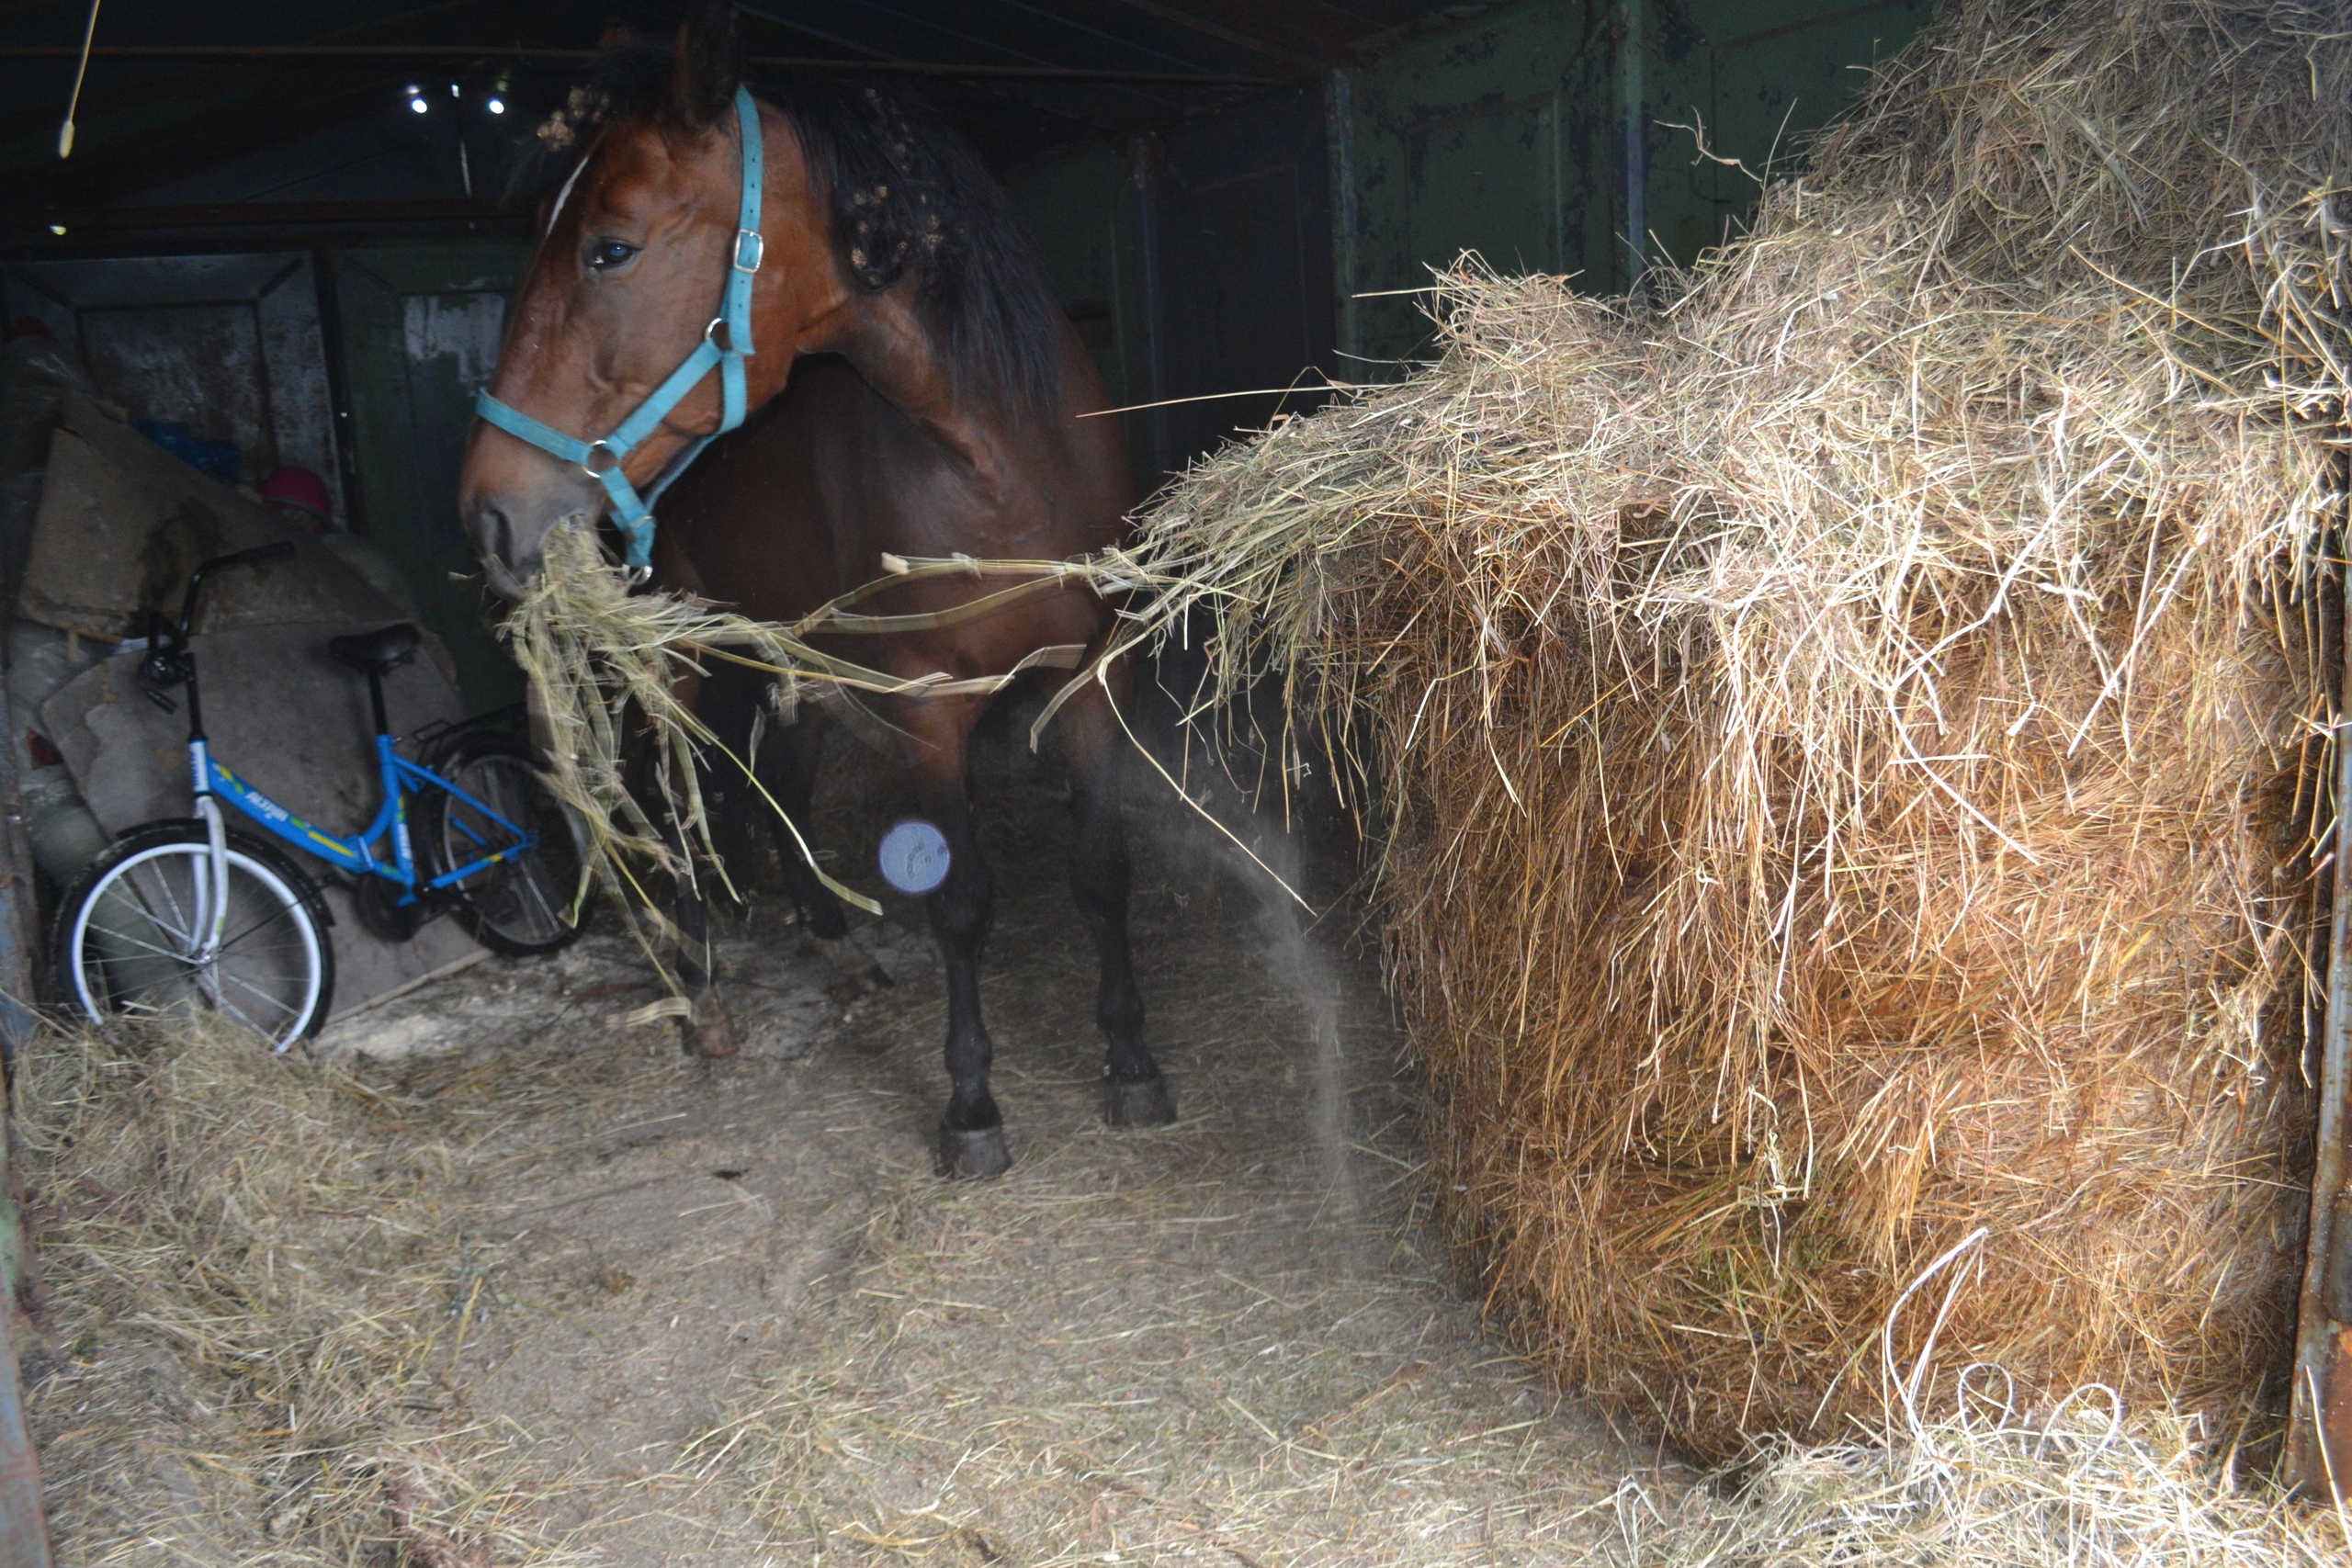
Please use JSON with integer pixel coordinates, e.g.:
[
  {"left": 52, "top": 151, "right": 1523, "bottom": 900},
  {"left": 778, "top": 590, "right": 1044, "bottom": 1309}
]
[
  {"left": 458, "top": 1, "right": 825, "bottom": 596},
  {"left": 461, "top": 0, "right": 1075, "bottom": 598}
]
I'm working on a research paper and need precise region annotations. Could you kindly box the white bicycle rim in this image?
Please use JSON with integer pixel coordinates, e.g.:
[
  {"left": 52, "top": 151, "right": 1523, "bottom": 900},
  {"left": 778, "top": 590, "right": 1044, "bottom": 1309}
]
[{"left": 68, "top": 839, "right": 325, "bottom": 1051}]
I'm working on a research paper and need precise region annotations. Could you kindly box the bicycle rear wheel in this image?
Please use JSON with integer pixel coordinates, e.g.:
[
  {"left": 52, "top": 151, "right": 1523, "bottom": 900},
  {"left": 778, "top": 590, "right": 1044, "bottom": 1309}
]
[
  {"left": 55, "top": 820, "right": 334, "bottom": 1050},
  {"left": 424, "top": 735, "right": 589, "bottom": 957}
]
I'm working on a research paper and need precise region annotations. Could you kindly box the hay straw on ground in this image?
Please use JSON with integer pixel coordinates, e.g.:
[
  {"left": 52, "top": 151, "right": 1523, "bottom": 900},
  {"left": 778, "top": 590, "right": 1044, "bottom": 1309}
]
[
  {"left": 1115, "top": 0, "right": 2351, "bottom": 1460},
  {"left": 1617, "top": 1237, "right": 2345, "bottom": 1565},
  {"left": 1619, "top": 1398, "right": 2343, "bottom": 1567},
  {"left": 16, "top": 1017, "right": 592, "bottom": 1563}
]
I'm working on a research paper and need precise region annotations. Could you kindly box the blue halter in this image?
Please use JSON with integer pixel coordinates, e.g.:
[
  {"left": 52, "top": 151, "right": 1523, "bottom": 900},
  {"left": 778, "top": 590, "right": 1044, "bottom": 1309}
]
[{"left": 474, "top": 85, "right": 766, "bottom": 577}]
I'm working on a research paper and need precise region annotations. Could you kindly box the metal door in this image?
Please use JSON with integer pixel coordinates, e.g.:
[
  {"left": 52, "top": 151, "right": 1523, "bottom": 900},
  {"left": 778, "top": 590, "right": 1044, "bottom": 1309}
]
[{"left": 328, "top": 238, "right": 528, "bottom": 711}]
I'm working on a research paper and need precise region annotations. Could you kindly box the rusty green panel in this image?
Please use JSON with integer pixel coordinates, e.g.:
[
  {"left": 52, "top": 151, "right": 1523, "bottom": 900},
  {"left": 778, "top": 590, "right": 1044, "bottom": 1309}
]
[
  {"left": 1646, "top": 1, "right": 1940, "bottom": 268},
  {"left": 0, "top": 1264, "right": 48, "bottom": 1565},
  {"left": 0, "top": 1088, "right": 47, "bottom": 1562},
  {"left": 327, "top": 238, "right": 531, "bottom": 713},
  {"left": 1339, "top": 0, "right": 1939, "bottom": 369},
  {"left": 1341, "top": 3, "right": 1611, "bottom": 367}
]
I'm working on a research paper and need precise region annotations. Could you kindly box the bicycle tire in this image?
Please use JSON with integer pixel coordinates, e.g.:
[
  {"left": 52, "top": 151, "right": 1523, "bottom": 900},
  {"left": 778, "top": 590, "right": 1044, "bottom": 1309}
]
[
  {"left": 54, "top": 819, "right": 335, "bottom": 1051},
  {"left": 421, "top": 734, "right": 589, "bottom": 958}
]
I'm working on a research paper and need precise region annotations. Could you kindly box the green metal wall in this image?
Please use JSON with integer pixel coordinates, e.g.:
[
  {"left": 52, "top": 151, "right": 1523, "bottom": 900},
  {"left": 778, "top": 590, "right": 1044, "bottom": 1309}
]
[
  {"left": 1004, "top": 2, "right": 1940, "bottom": 472},
  {"left": 328, "top": 236, "right": 530, "bottom": 711},
  {"left": 1336, "top": 0, "right": 1939, "bottom": 366},
  {"left": 1333, "top": 3, "right": 1618, "bottom": 366},
  {"left": 1000, "top": 141, "right": 1155, "bottom": 489}
]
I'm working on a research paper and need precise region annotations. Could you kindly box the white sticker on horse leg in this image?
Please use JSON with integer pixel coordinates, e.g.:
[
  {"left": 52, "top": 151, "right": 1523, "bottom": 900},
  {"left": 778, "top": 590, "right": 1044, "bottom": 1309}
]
[{"left": 879, "top": 819, "right": 952, "bottom": 895}]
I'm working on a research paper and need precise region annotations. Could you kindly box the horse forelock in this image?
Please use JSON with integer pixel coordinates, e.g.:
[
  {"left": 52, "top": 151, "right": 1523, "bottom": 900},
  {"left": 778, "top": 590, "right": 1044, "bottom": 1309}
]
[{"left": 545, "top": 152, "right": 591, "bottom": 238}]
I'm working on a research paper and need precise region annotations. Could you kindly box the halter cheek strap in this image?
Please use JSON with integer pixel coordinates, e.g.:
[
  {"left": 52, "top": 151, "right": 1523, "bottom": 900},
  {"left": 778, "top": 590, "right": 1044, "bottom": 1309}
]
[{"left": 474, "top": 85, "right": 766, "bottom": 578}]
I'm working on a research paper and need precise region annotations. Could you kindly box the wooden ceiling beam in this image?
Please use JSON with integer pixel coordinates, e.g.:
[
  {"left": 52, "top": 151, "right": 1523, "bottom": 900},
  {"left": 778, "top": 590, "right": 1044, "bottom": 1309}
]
[
  {"left": 0, "top": 43, "right": 1272, "bottom": 84},
  {"left": 1073, "top": 0, "right": 1329, "bottom": 70},
  {"left": 0, "top": 0, "right": 571, "bottom": 199}
]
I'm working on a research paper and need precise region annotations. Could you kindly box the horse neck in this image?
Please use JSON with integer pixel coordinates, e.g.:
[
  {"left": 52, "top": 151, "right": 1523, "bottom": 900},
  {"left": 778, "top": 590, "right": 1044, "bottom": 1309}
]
[{"left": 826, "top": 290, "right": 1030, "bottom": 502}]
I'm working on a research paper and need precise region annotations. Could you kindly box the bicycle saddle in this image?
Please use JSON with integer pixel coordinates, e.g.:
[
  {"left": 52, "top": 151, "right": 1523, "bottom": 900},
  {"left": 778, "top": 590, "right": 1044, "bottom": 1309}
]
[{"left": 328, "top": 622, "right": 420, "bottom": 675}]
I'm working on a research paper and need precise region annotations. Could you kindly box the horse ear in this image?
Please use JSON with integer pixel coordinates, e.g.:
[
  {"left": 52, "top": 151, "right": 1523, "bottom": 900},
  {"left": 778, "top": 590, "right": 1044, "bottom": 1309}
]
[{"left": 672, "top": 0, "right": 743, "bottom": 125}]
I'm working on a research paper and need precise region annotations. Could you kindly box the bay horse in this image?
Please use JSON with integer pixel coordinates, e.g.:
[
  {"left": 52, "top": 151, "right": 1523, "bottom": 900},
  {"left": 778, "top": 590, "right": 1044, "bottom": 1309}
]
[{"left": 455, "top": 3, "right": 1172, "bottom": 1178}]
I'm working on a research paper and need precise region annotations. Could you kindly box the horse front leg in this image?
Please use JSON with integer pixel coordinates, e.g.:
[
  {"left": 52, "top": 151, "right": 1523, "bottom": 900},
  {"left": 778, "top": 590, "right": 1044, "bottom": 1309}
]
[
  {"left": 760, "top": 711, "right": 893, "bottom": 1001},
  {"left": 1054, "top": 671, "right": 1174, "bottom": 1127},
  {"left": 1053, "top": 677, "right": 1170, "bottom": 1128},
  {"left": 668, "top": 808, "right": 739, "bottom": 1060},
  {"left": 901, "top": 698, "right": 1009, "bottom": 1179}
]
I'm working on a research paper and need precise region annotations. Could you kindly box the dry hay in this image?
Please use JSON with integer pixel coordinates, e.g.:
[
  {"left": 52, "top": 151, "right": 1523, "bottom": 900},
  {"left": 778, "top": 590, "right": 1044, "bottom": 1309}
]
[
  {"left": 502, "top": 518, "right": 862, "bottom": 943},
  {"left": 10, "top": 1012, "right": 676, "bottom": 1563},
  {"left": 664, "top": 909, "right": 1635, "bottom": 1568},
  {"left": 1118, "top": 0, "right": 2352, "bottom": 1461},
  {"left": 680, "top": 1163, "right": 1627, "bottom": 1567},
  {"left": 1617, "top": 1393, "right": 2345, "bottom": 1567},
  {"left": 1606, "top": 1234, "right": 2346, "bottom": 1565}
]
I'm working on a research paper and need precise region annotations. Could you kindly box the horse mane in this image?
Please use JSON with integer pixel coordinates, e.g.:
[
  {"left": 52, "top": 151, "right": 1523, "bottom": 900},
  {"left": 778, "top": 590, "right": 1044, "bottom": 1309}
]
[{"left": 555, "top": 42, "right": 1066, "bottom": 422}]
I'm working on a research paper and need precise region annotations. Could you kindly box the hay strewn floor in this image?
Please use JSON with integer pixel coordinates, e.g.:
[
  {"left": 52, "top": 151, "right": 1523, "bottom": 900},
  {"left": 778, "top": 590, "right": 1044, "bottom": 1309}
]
[
  {"left": 18, "top": 735, "right": 1643, "bottom": 1564},
  {"left": 17, "top": 714, "right": 2344, "bottom": 1563}
]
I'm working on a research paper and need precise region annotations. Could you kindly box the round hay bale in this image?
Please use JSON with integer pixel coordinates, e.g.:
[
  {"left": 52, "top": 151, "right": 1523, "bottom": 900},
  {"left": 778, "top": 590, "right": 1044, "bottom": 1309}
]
[{"left": 1125, "top": 0, "right": 2348, "bottom": 1459}]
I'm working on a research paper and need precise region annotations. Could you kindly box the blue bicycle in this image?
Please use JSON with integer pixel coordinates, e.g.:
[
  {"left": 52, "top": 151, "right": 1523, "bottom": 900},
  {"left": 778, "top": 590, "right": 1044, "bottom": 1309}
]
[{"left": 54, "top": 545, "right": 587, "bottom": 1050}]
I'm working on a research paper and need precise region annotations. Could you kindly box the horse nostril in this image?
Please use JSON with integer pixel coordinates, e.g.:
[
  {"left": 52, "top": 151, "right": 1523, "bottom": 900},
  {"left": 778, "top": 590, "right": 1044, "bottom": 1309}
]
[{"left": 470, "top": 502, "right": 515, "bottom": 565}]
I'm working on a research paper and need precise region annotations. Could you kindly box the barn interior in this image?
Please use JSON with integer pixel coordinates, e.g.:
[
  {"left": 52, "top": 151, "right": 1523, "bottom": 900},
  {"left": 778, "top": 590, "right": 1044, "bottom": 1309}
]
[
  {"left": 17, "top": 2, "right": 2274, "bottom": 1562},
  {"left": 3, "top": 0, "right": 1939, "bottom": 711}
]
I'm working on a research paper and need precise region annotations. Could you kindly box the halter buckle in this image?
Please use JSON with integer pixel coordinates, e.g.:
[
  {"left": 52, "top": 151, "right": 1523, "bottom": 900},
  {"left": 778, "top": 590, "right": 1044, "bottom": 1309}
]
[
  {"left": 580, "top": 440, "right": 622, "bottom": 479},
  {"left": 704, "top": 316, "right": 735, "bottom": 353},
  {"left": 732, "top": 229, "right": 764, "bottom": 273},
  {"left": 623, "top": 562, "right": 653, "bottom": 586}
]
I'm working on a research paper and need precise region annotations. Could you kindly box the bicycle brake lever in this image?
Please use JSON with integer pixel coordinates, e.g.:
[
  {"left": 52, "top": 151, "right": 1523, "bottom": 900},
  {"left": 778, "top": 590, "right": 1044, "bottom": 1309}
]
[{"left": 137, "top": 649, "right": 183, "bottom": 712}]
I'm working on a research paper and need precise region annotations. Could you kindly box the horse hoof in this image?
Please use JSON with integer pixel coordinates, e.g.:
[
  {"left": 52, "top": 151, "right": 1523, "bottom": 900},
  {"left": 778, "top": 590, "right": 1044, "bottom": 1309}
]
[
  {"left": 1102, "top": 1071, "right": 1177, "bottom": 1129},
  {"left": 936, "top": 1120, "right": 1012, "bottom": 1180},
  {"left": 684, "top": 1001, "right": 739, "bottom": 1059},
  {"left": 808, "top": 935, "right": 894, "bottom": 1002}
]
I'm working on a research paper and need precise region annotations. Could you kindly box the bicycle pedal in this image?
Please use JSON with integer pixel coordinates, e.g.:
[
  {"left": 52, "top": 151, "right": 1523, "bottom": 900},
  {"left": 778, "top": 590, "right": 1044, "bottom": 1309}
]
[{"left": 355, "top": 876, "right": 422, "bottom": 942}]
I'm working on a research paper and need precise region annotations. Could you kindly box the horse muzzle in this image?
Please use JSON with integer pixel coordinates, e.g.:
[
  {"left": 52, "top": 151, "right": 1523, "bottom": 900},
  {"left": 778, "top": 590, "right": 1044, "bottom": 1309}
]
[{"left": 464, "top": 492, "right": 591, "bottom": 601}]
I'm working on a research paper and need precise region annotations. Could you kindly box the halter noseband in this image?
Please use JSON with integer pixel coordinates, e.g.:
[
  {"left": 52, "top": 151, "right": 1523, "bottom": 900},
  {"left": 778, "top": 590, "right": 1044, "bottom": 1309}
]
[{"left": 474, "top": 85, "right": 765, "bottom": 579}]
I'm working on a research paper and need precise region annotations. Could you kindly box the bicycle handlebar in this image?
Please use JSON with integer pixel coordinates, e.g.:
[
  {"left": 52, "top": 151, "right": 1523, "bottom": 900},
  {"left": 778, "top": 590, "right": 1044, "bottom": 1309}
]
[
  {"left": 138, "top": 540, "right": 302, "bottom": 723},
  {"left": 175, "top": 540, "right": 298, "bottom": 643},
  {"left": 200, "top": 542, "right": 298, "bottom": 575}
]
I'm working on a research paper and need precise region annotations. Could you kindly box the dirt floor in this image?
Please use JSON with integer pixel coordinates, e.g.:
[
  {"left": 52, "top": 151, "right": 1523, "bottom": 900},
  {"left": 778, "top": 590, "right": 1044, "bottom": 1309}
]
[{"left": 24, "top": 716, "right": 1663, "bottom": 1564}]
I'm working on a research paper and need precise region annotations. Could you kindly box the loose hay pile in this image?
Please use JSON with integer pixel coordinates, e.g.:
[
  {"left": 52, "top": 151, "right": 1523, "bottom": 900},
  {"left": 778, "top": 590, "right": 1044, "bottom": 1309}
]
[
  {"left": 1124, "top": 0, "right": 2352, "bottom": 1460},
  {"left": 1618, "top": 1395, "right": 2344, "bottom": 1567},
  {"left": 16, "top": 1019, "right": 580, "bottom": 1563}
]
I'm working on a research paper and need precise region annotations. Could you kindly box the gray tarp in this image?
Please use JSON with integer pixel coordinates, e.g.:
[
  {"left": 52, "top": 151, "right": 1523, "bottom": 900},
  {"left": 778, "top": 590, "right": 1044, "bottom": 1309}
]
[{"left": 22, "top": 390, "right": 396, "bottom": 641}]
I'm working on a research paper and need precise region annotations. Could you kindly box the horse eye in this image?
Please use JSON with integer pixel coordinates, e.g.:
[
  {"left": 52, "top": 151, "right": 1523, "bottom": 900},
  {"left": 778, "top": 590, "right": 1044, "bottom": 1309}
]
[{"left": 585, "top": 239, "right": 639, "bottom": 272}]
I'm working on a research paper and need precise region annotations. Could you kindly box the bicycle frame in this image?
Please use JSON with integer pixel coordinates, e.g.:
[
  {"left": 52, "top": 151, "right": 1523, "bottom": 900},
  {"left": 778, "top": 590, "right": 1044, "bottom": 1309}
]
[
  {"left": 190, "top": 732, "right": 539, "bottom": 906},
  {"left": 139, "top": 545, "right": 540, "bottom": 971}
]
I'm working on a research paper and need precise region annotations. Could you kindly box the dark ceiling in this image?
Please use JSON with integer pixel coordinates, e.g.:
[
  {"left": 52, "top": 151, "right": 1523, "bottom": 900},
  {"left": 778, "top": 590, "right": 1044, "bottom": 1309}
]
[{"left": 2, "top": 0, "right": 1464, "bottom": 213}]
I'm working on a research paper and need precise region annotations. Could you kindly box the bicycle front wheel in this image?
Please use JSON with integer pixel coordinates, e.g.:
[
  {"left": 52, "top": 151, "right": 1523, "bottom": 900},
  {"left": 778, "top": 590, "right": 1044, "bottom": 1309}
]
[
  {"left": 424, "top": 735, "right": 589, "bottom": 958},
  {"left": 55, "top": 821, "right": 334, "bottom": 1051}
]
